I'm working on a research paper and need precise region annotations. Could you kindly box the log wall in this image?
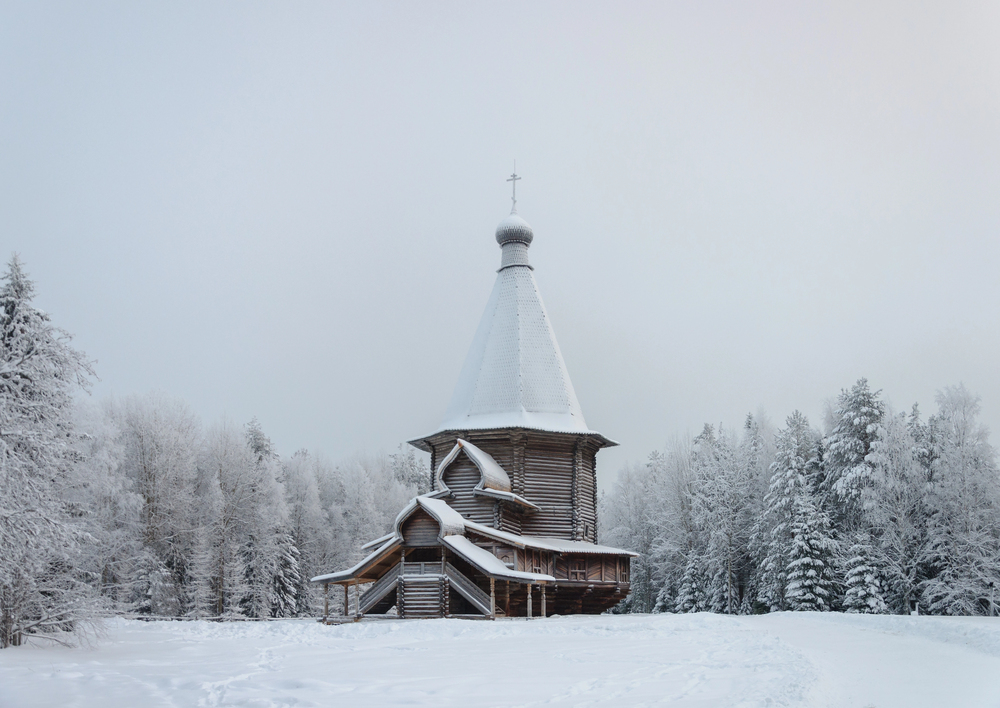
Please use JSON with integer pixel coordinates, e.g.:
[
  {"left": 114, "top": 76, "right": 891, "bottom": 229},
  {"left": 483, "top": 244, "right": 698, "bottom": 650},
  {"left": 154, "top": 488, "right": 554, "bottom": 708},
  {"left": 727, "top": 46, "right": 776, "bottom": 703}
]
[
  {"left": 425, "top": 429, "right": 603, "bottom": 542},
  {"left": 440, "top": 453, "right": 494, "bottom": 525},
  {"left": 401, "top": 509, "right": 439, "bottom": 547}
]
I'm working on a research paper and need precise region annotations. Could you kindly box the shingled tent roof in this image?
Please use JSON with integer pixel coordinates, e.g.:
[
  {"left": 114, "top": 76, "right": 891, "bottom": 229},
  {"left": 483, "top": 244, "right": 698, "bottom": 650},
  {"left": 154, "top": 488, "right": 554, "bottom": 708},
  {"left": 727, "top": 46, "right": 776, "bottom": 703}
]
[{"left": 411, "top": 206, "right": 615, "bottom": 450}]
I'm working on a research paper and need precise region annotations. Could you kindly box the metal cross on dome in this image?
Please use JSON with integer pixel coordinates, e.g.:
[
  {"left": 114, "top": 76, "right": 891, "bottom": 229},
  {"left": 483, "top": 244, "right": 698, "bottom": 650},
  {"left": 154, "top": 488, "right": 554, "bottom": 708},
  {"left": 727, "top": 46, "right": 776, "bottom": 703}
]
[{"left": 507, "top": 163, "right": 521, "bottom": 211}]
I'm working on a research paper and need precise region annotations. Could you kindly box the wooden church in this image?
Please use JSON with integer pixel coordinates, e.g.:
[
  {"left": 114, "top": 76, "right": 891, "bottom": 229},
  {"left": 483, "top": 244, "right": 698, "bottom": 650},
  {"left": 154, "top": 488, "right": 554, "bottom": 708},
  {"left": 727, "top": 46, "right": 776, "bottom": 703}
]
[{"left": 312, "top": 176, "right": 636, "bottom": 619}]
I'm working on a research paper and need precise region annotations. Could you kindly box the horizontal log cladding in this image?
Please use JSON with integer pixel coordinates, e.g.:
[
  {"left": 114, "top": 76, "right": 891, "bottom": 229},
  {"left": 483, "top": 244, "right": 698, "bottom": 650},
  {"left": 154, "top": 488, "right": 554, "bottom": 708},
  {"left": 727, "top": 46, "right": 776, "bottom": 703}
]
[
  {"left": 424, "top": 429, "right": 605, "bottom": 541},
  {"left": 440, "top": 452, "right": 494, "bottom": 526},
  {"left": 401, "top": 509, "right": 439, "bottom": 547}
]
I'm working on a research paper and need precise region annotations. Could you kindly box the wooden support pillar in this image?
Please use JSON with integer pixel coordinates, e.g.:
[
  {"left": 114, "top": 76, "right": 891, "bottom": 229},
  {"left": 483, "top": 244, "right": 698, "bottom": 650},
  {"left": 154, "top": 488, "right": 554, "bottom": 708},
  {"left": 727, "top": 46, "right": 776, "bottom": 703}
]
[
  {"left": 441, "top": 546, "right": 446, "bottom": 574},
  {"left": 490, "top": 577, "right": 496, "bottom": 619},
  {"left": 353, "top": 579, "right": 359, "bottom": 619},
  {"left": 504, "top": 580, "right": 510, "bottom": 617},
  {"left": 343, "top": 584, "right": 349, "bottom": 617},
  {"left": 541, "top": 585, "right": 546, "bottom": 618},
  {"left": 323, "top": 583, "right": 329, "bottom": 621},
  {"left": 527, "top": 584, "right": 533, "bottom": 619}
]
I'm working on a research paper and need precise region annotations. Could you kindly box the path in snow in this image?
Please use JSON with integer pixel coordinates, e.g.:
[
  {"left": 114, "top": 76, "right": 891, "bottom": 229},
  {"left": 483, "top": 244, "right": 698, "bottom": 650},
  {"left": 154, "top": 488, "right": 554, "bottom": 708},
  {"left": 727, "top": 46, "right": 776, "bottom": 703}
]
[{"left": 1, "top": 613, "right": 999, "bottom": 707}]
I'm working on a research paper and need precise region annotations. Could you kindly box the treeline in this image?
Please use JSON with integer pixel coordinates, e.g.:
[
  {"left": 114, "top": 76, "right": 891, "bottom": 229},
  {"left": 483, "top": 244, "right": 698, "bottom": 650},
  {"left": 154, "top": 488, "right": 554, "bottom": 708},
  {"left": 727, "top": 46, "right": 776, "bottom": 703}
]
[
  {"left": 71, "top": 397, "right": 427, "bottom": 620},
  {"left": 601, "top": 380, "right": 1000, "bottom": 616},
  {"left": 0, "top": 255, "right": 427, "bottom": 647}
]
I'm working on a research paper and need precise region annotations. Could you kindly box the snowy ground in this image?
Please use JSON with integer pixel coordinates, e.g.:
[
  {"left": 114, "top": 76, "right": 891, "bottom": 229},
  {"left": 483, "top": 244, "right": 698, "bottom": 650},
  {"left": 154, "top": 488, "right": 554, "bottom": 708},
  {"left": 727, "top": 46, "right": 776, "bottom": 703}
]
[{"left": 2, "top": 613, "right": 1000, "bottom": 708}]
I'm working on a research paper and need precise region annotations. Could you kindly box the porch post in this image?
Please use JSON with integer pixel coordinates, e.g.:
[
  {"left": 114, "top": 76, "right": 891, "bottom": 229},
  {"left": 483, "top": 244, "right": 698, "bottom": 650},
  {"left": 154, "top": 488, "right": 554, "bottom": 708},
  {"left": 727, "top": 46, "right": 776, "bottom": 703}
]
[
  {"left": 541, "top": 585, "right": 546, "bottom": 618},
  {"left": 490, "top": 577, "right": 496, "bottom": 619},
  {"left": 527, "top": 584, "right": 533, "bottom": 619},
  {"left": 323, "top": 583, "right": 329, "bottom": 621},
  {"left": 343, "top": 584, "right": 348, "bottom": 617},
  {"left": 353, "top": 579, "right": 360, "bottom": 619}
]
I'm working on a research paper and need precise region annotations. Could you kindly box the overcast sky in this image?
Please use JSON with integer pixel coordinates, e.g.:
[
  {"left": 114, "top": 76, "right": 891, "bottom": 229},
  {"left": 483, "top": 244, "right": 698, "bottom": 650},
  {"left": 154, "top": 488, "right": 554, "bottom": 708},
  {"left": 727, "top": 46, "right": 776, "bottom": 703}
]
[{"left": 3, "top": 2, "right": 999, "bottom": 485}]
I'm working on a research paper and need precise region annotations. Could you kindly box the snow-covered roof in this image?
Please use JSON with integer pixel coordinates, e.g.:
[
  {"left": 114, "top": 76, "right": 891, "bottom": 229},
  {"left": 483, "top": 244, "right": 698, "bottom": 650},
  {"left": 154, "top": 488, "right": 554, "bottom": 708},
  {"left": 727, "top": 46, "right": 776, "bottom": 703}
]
[
  {"left": 311, "top": 492, "right": 636, "bottom": 585},
  {"left": 360, "top": 532, "right": 395, "bottom": 551},
  {"left": 411, "top": 495, "right": 466, "bottom": 537},
  {"left": 436, "top": 439, "right": 511, "bottom": 492},
  {"left": 310, "top": 536, "right": 400, "bottom": 584},
  {"left": 442, "top": 535, "right": 554, "bottom": 584},
  {"left": 411, "top": 209, "right": 615, "bottom": 446},
  {"left": 464, "top": 519, "right": 640, "bottom": 557}
]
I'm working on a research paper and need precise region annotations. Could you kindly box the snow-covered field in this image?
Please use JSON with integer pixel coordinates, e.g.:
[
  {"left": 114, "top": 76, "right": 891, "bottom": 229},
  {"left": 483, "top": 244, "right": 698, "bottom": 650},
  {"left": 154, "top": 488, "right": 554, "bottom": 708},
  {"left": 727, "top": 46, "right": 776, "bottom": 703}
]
[{"left": 2, "top": 613, "right": 999, "bottom": 708}]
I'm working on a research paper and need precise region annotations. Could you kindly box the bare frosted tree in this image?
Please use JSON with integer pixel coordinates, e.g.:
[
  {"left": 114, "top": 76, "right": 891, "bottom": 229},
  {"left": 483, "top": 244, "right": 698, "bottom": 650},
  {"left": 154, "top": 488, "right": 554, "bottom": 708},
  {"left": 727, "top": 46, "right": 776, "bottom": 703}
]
[{"left": 921, "top": 385, "right": 1000, "bottom": 615}]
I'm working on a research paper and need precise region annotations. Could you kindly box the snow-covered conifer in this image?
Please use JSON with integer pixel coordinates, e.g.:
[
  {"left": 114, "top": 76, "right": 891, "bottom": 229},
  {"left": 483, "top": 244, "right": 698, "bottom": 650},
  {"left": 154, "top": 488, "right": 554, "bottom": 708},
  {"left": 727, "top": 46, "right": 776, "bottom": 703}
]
[
  {"left": 785, "top": 497, "right": 838, "bottom": 611},
  {"left": 757, "top": 411, "right": 820, "bottom": 611},
  {"left": 0, "top": 255, "right": 95, "bottom": 647},
  {"left": 842, "top": 535, "right": 887, "bottom": 613},
  {"left": 823, "top": 379, "right": 885, "bottom": 518}
]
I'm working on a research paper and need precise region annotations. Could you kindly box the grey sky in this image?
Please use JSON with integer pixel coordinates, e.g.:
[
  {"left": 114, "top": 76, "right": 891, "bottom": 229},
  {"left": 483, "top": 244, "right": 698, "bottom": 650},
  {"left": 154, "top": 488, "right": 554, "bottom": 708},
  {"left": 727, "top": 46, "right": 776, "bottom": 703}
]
[{"left": 3, "top": 2, "right": 999, "bottom": 485}]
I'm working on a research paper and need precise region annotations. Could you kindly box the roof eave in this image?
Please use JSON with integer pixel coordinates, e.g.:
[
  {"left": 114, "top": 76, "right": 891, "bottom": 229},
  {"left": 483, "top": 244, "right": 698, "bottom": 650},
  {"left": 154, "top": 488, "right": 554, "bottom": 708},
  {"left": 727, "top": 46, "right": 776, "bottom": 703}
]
[{"left": 409, "top": 426, "right": 618, "bottom": 452}]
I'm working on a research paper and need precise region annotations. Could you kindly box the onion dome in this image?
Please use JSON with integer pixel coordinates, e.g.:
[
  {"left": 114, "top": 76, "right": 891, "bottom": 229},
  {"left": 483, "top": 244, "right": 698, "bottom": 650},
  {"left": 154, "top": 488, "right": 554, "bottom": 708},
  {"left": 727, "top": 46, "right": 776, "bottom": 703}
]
[{"left": 495, "top": 212, "right": 534, "bottom": 246}]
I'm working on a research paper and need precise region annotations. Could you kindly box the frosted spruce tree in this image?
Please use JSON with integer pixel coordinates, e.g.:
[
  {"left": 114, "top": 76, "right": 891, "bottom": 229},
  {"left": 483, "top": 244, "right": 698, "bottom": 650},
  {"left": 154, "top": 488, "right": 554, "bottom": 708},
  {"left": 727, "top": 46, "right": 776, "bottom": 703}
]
[
  {"left": 241, "top": 418, "right": 300, "bottom": 619},
  {"left": 692, "top": 420, "right": 763, "bottom": 613},
  {"left": 785, "top": 496, "right": 838, "bottom": 611},
  {"left": 757, "top": 411, "right": 821, "bottom": 611},
  {"left": 0, "top": 255, "right": 94, "bottom": 647},
  {"left": 842, "top": 534, "right": 887, "bottom": 613},
  {"left": 823, "top": 379, "right": 885, "bottom": 524}
]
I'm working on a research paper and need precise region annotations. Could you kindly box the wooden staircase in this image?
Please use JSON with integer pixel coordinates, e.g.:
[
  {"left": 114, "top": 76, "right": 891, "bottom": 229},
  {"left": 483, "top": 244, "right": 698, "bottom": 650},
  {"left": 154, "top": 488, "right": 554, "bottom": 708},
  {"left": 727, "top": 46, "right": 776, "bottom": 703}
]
[
  {"left": 399, "top": 575, "right": 446, "bottom": 618},
  {"left": 358, "top": 563, "right": 400, "bottom": 615},
  {"left": 358, "top": 560, "right": 505, "bottom": 619}
]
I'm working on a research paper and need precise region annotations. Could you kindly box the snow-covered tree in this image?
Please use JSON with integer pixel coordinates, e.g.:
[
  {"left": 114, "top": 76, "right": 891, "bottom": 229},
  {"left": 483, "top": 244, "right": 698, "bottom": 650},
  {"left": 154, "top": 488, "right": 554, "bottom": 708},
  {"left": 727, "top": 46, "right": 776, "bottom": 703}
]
[
  {"left": 111, "top": 393, "right": 201, "bottom": 615},
  {"left": 785, "top": 497, "right": 838, "bottom": 611},
  {"left": 863, "top": 409, "right": 928, "bottom": 613},
  {"left": 325, "top": 454, "right": 416, "bottom": 565},
  {"left": 282, "top": 450, "right": 331, "bottom": 615},
  {"left": 600, "top": 460, "right": 661, "bottom": 612},
  {"left": 674, "top": 555, "right": 710, "bottom": 613},
  {"left": 692, "top": 423, "right": 762, "bottom": 613},
  {"left": 756, "top": 411, "right": 821, "bottom": 611},
  {"left": 823, "top": 379, "right": 885, "bottom": 522},
  {"left": 0, "top": 255, "right": 95, "bottom": 647},
  {"left": 921, "top": 385, "right": 1000, "bottom": 615},
  {"left": 65, "top": 402, "right": 140, "bottom": 611},
  {"left": 842, "top": 534, "right": 887, "bottom": 613},
  {"left": 239, "top": 418, "right": 299, "bottom": 619},
  {"left": 388, "top": 444, "right": 430, "bottom": 495}
]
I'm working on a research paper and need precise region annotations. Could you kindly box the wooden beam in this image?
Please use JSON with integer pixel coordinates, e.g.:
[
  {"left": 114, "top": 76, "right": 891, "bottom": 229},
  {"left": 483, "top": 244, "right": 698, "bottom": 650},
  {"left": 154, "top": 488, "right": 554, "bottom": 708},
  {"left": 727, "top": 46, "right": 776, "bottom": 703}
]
[
  {"left": 541, "top": 585, "right": 546, "bottom": 618},
  {"left": 343, "top": 584, "right": 348, "bottom": 617},
  {"left": 527, "top": 584, "right": 533, "bottom": 619},
  {"left": 490, "top": 577, "right": 496, "bottom": 620},
  {"left": 323, "top": 583, "right": 329, "bottom": 621}
]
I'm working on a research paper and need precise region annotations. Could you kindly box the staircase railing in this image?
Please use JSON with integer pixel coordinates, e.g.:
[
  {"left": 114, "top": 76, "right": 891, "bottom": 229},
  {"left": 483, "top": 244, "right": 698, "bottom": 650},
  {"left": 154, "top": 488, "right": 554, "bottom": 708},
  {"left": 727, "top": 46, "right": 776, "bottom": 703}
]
[
  {"left": 359, "top": 563, "right": 401, "bottom": 614},
  {"left": 445, "top": 562, "right": 494, "bottom": 616}
]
